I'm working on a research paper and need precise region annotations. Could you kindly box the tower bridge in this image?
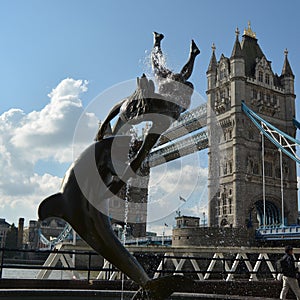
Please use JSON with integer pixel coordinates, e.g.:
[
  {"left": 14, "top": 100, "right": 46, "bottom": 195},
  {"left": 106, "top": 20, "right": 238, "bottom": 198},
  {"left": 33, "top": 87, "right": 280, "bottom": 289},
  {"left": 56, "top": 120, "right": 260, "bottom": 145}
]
[{"left": 39, "top": 23, "right": 299, "bottom": 249}]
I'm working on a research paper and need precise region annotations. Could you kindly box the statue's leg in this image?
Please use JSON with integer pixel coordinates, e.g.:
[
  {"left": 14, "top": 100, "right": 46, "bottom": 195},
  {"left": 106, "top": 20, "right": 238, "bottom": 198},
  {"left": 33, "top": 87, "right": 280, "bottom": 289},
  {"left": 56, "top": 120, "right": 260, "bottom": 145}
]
[
  {"left": 180, "top": 40, "right": 200, "bottom": 81},
  {"left": 151, "top": 32, "right": 171, "bottom": 78},
  {"left": 153, "top": 31, "right": 164, "bottom": 47},
  {"left": 123, "top": 119, "right": 171, "bottom": 178},
  {"left": 103, "top": 117, "right": 172, "bottom": 198}
]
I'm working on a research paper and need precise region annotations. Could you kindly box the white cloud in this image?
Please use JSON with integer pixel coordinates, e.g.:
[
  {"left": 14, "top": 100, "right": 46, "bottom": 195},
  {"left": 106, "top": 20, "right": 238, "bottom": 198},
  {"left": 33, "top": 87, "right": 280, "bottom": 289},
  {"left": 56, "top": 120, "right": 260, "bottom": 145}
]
[
  {"left": 10, "top": 78, "right": 98, "bottom": 163},
  {"left": 0, "top": 77, "right": 211, "bottom": 231},
  {"left": 147, "top": 155, "right": 208, "bottom": 225},
  {"left": 0, "top": 78, "right": 99, "bottom": 224}
]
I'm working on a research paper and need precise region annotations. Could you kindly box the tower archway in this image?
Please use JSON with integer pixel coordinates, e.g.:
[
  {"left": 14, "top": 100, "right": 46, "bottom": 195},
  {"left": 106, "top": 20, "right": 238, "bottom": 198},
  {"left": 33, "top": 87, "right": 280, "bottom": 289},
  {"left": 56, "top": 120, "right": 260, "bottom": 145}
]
[{"left": 248, "top": 199, "right": 281, "bottom": 228}]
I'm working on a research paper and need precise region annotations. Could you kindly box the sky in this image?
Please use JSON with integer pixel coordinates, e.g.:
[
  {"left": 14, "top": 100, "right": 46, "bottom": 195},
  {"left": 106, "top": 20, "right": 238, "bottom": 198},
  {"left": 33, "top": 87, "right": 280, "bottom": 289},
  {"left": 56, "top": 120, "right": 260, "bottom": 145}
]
[{"left": 0, "top": 0, "right": 300, "bottom": 235}]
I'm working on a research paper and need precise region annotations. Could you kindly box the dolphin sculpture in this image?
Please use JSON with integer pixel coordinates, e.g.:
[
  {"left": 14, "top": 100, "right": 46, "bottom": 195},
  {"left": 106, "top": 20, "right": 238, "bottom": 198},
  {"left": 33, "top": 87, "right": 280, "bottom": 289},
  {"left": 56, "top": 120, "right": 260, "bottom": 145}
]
[
  {"left": 38, "top": 135, "right": 190, "bottom": 299},
  {"left": 39, "top": 33, "right": 199, "bottom": 298}
]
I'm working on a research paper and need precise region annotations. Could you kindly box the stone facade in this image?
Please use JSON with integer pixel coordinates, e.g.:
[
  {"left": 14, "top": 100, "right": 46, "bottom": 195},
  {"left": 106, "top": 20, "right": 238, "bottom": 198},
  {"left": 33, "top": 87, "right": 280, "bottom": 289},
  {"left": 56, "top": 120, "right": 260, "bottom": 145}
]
[
  {"left": 172, "top": 215, "right": 256, "bottom": 247},
  {"left": 173, "top": 226, "right": 256, "bottom": 247},
  {"left": 206, "top": 24, "right": 297, "bottom": 229}
]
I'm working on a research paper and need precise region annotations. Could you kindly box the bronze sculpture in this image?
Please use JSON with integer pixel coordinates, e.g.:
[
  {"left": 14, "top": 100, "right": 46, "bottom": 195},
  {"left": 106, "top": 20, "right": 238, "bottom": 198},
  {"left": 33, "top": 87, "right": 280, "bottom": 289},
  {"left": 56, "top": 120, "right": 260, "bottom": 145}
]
[{"left": 38, "top": 33, "right": 200, "bottom": 299}]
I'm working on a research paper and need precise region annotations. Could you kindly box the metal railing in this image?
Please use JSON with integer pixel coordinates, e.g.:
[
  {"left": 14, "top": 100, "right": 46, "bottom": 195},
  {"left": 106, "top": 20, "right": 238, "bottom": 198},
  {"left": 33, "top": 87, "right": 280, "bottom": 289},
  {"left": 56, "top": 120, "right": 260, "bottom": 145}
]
[
  {"left": 0, "top": 246, "right": 287, "bottom": 282},
  {"left": 0, "top": 247, "right": 102, "bottom": 281}
]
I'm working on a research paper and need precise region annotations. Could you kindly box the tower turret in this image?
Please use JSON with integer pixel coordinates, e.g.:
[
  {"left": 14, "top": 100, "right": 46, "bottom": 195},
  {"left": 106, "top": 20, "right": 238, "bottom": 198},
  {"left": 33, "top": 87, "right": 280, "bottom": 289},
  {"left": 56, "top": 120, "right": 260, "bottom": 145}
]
[
  {"left": 207, "top": 23, "right": 298, "bottom": 229},
  {"left": 281, "top": 49, "right": 295, "bottom": 95},
  {"left": 230, "top": 28, "right": 245, "bottom": 108},
  {"left": 206, "top": 43, "right": 217, "bottom": 90}
]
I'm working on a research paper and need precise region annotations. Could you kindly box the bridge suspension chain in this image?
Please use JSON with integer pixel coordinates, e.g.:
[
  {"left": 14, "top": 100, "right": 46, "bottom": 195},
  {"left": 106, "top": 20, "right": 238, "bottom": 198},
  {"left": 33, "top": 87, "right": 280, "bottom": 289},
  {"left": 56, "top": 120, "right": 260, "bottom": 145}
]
[
  {"left": 242, "top": 102, "right": 300, "bottom": 164},
  {"left": 38, "top": 223, "right": 73, "bottom": 249}
]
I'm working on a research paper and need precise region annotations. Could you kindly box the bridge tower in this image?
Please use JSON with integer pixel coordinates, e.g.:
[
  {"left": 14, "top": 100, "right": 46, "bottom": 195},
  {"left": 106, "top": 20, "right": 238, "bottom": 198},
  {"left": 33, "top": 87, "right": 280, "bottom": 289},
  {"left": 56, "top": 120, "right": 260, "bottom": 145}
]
[{"left": 206, "top": 23, "right": 297, "bottom": 229}]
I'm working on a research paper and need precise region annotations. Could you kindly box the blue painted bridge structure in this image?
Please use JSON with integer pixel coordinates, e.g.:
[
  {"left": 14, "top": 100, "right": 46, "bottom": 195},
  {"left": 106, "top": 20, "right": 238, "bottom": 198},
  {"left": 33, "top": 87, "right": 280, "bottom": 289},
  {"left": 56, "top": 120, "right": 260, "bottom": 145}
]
[{"left": 39, "top": 102, "right": 300, "bottom": 247}]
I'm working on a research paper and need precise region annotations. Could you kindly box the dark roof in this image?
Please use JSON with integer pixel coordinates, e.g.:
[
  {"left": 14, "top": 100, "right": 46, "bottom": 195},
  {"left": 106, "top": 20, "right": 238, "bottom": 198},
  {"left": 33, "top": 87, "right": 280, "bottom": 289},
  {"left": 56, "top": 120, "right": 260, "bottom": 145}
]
[
  {"left": 231, "top": 35, "right": 243, "bottom": 59},
  {"left": 241, "top": 34, "right": 264, "bottom": 77},
  {"left": 207, "top": 48, "right": 217, "bottom": 73},
  {"left": 0, "top": 218, "right": 10, "bottom": 228},
  {"left": 281, "top": 52, "right": 294, "bottom": 78}
]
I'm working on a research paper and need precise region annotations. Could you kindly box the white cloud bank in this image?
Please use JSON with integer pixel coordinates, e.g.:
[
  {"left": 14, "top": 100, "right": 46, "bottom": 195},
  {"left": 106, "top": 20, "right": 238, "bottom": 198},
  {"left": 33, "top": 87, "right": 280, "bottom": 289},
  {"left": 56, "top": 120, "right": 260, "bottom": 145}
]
[
  {"left": 0, "top": 78, "right": 99, "bottom": 223},
  {"left": 0, "top": 77, "right": 210, "bottom": 234}
]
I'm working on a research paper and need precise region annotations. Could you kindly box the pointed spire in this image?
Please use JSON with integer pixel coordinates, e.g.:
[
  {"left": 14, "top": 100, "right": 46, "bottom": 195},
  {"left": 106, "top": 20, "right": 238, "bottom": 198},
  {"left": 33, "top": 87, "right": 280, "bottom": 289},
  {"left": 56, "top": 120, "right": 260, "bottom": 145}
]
[
  {"left": 281, "top": 48, "right": 294, "bottom": 77},
  {"left": 231, "top": 27, "right": 243, "bottom": 59},
  {"left": 207, "top": 43, "right": 217, "bottom": 72}
]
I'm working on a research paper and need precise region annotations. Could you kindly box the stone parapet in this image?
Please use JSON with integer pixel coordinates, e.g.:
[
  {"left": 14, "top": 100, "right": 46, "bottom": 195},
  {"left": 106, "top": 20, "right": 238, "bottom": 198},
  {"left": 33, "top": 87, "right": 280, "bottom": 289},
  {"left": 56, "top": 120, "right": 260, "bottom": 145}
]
[{"left": 172, "top": 226, "right": 257, "bottom": 247}]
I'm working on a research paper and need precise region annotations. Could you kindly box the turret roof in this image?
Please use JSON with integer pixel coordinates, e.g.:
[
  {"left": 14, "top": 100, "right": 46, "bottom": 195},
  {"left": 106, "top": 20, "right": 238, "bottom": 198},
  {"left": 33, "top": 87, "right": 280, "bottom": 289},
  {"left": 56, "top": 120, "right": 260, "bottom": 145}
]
[
  {"left": 281, "top": 49, "right": 294, "bottom": 78},
  {"left": 231, "top": 28, "right": 243, "bottom": 59},
  {"left": 207, "top": 43, "right": 217, "bottom": 73}
]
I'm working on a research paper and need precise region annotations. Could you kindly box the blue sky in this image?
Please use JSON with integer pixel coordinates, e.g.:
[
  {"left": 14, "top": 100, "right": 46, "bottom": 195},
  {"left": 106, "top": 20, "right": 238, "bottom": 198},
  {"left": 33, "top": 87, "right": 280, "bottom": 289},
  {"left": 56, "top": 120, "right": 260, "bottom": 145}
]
[{"left": 0, "top": 0, "right": 300, "bottom": 234}]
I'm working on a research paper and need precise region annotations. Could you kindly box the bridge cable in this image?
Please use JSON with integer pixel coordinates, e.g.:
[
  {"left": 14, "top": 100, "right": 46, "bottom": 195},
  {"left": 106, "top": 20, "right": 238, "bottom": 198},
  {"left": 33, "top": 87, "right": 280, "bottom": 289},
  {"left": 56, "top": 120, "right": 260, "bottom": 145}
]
[
  {"left": 242, "top": 102, "right": 297, "bottom": 228},
  {"left": 279, "top": 137, "right": 284, "bottom": 227},
  {"left": 261, "top": 131, "right": 266, "bottom": 228},
  {"left": 242, "top": 102, "right": 300, "bottom": 164}
]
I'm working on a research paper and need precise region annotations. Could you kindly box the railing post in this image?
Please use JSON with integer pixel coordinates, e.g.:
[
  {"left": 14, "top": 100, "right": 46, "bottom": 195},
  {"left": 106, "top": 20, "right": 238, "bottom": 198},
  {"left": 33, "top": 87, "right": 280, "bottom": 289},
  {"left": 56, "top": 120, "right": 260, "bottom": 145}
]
[
  {"left": 0, "top": 248, "right": 4, "bottom": 278},
  {"left": 223, "top": 257, "right": 226, "bottom": 280},
  {"left": 87, "top": 252, "right": 91, "bottom": 281}
]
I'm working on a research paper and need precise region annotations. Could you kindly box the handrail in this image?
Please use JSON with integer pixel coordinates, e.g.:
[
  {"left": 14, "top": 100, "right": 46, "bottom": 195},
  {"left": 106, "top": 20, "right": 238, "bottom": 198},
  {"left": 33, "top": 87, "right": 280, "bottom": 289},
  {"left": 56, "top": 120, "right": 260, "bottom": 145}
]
[{"left": 0, "top": 246, "right": 288, "bottom": 281}]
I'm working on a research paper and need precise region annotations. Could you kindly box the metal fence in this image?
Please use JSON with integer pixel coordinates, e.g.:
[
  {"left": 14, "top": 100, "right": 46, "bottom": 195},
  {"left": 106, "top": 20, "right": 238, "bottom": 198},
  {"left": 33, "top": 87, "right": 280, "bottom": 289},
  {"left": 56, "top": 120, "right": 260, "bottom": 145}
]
[{"left": 0, "top": 245, "right": 286, "bottom": 282}]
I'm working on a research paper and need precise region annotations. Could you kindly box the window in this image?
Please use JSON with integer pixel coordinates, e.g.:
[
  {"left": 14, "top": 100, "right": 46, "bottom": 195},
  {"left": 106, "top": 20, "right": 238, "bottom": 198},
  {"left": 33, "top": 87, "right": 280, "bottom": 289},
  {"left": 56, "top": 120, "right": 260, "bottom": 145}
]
[
  {"left": 221, "top": 89, "right": 225, "bottom": 99},
  {"left": 222, "top": 193, "right": 227, "bottom": 214},
  {"left": 223, "top": 162, "right": 227, "bottom": 175},
  {"left": 253, "top": 162, "right": 259, "bottom": 175},
  {"left": 275, "top": 167, "right": 281, "bottom": 178},
  {"left": 222, "top": 194, "right": 226, "bottom": 206},
  {"left": 265, "top": 161, "right": 273, "bottom": 177},
  {"left": 265, "top": 73, "right": 270, "bottom": 85},
  {"left": 248, "top": 130, "right": 254, "bottom": 140},
  {"left": 252, "top": 89, "right": 257, "bottom": 99},
  {"left": 266, "top": 94, "right": 271, "bottom": 102},
  {"left": 258, "top": 71, "right": 263, "bottom": 82}
]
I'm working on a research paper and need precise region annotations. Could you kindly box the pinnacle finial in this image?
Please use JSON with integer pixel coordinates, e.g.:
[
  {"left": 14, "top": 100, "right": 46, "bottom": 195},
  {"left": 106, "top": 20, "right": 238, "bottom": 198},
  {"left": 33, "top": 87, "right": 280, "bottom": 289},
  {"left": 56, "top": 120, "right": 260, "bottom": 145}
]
[
  {"left": 212, "top": 43, "right": 216, "bottom": 53},
  {"left": 284, "top": 48, "right": 288, "bottom": 57},
  {"left": 243, "top": 21, "right": 256, "bottom": 38},
  {"left": 235, "top": 27, "right": 240, "bottom": 37}
]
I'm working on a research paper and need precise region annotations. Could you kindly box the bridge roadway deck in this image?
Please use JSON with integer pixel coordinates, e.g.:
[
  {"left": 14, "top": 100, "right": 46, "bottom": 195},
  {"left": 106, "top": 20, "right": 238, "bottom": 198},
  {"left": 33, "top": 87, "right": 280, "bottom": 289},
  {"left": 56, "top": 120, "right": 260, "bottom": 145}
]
[{"left": 156, "top": 104, "right": 207, "bottom": 146}]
